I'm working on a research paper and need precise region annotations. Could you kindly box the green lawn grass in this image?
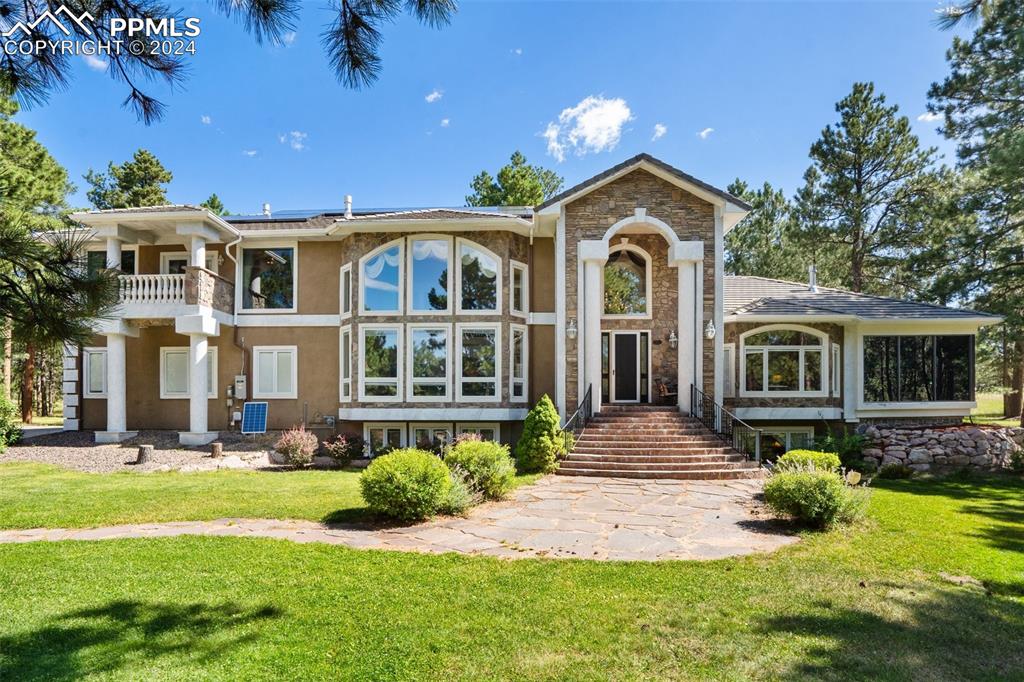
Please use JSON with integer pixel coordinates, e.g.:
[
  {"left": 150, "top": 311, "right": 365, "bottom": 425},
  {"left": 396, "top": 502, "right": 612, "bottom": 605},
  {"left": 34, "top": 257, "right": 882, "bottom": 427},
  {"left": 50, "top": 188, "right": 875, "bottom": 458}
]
[
  {"left": 972, "top": 392, "right": 1019, "bottom": 427},
  {"left": 0, "top": 468, "right": 1022, "bottom": 679}
]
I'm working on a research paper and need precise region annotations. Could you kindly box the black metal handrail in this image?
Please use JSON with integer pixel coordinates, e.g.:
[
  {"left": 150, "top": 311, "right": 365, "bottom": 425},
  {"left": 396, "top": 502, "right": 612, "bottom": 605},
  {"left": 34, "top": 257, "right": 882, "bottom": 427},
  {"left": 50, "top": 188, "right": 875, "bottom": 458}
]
[
  {"left": 690, "top": 384, "right": 762, "bottom": 463},
  {"left": 561, "top": 384, "right": 593, "bottom": 455}
]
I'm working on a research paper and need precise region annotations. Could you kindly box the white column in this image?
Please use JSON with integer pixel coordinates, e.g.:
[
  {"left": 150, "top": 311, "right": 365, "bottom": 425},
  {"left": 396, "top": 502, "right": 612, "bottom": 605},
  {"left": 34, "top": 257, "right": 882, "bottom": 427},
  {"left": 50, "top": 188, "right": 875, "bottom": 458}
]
[
  {"left": 843, "top": 324, "right": 859, "bottom": 422},
  {"left": 694, "top": 260, "right": 704, "bottom": 400},
  {"left": 190, "top": 235, "right": 207, "bottom": 268},
  {"left": 678, "top": 262, "right": 696, "bottom": 412},
  {"left": 554, "top": 209, "right": 567, "bottom": 418},
  {"left": 95, "top": 333, "right": 135, "bottom": 443},
  {"left": 183, "top": 333, "right": 214, "bottom": 444},
  {"left": 583, "top": 259, "right": 604, "bottom": 415},
  {"left": 105, "top": 237, "right": 122, "bottom": 270}
]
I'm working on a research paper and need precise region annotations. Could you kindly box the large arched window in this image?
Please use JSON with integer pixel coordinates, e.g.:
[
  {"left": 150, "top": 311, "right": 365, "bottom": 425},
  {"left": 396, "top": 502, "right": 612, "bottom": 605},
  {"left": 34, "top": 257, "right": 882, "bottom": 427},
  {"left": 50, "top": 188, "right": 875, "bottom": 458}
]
[
  {"left": 359, "top": 239, "right": 404, "bottom": 314},
  {"left": 740, "top": 326, "right": 828, "bottom": 396},
  {"left": 603, "top": 244, "right": 651, "bottom": 317},
  {"left": 456, "top": 238, "right": 500, "bottom": 313}
]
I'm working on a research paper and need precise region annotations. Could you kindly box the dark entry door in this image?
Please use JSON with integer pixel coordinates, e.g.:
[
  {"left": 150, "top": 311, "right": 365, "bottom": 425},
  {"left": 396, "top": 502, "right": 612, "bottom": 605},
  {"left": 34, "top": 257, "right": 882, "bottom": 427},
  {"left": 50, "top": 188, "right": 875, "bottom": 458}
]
[{"left": 613, "top": 333, "right": 639, "bottom": 402}]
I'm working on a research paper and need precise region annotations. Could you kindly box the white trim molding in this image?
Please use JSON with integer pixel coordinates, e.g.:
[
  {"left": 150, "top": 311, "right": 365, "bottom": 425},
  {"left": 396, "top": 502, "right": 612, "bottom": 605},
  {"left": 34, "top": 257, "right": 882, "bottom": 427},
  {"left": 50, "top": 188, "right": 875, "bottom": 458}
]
[
  {"left": 339, "top": 325, "right": 352, "bottom": 403},
  {"left": 739, "top": 324, "right": 830, "bottom": 398},
  {"left": 82, "top": 347, "right": 108, "bottom": 398},
  {"left": 236, "top": 241, "right": 298, "bottom": 314},
  {"left": 455, "top": 237, "right": 502, "bottom": 315},
  {"left": 340, "top": 407, "right": 529, "bottom": 421},
  {"left": 734, "top": 407, "right": 843, "bottom": 421},
  {"left": 159, "top": 346, "right": 218, "bottom": 399},
  {"left": 359, "top": 238, "right": 405, "bottom": 316},
  {"left": 339, "top": 263, "right": 353, "bottom": 320},
  {"left": 455, "top": 322, "right": 502, "bottom": 402},
  {"left": 510, "top": 259, "right": 529, "bottom": 318},
  {"left": 509, "top": 323, "right": 529, "bottom": 403},
  {"left": 405, "top": 323, "right": 452, "bottom": 403},
  {"left": 407, "top": 234, "right": 454, "bottom": 315},
  {"left": 251, "top": 345, "right": 298, "bottom": 399},
  {"left": 359, "top": 323, "right": 404, "bottom": 402}
]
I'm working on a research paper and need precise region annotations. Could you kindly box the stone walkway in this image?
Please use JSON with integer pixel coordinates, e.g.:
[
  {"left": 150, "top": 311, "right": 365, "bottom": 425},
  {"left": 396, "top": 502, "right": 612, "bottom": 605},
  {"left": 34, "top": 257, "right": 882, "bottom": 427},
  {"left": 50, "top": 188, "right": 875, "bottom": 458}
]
[{"left": 0, "top": 476, "right": 797, "bottom": 561}]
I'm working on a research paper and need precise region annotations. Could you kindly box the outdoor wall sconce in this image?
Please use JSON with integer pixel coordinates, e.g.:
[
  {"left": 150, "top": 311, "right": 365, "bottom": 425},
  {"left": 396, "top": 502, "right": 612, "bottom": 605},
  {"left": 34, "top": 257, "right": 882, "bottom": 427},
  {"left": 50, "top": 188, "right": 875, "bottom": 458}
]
[
  {"left": 668, "top": 330, "right": 678, "bottom": 349},
  {"left": 705, "top": 320, "right": 717, "bottom": 339},
  {"left": 567, "top": 318, "right": 577, "bottom": 340}
]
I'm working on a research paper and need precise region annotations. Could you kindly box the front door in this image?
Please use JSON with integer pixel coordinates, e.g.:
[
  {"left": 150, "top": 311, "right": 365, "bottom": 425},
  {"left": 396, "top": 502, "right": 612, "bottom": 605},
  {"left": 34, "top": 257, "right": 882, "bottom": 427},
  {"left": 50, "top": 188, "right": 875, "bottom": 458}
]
[{"left": 611, "top": 332, "right": 640, "bottom": 403}]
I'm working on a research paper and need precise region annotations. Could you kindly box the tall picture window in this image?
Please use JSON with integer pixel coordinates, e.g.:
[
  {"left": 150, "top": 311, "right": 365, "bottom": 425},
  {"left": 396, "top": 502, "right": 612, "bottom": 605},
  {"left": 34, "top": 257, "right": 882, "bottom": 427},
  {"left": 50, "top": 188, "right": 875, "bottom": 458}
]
[
  {"left": 603, "top": 245, "right": 650, "bottom": 317},
  {"left": 361, "top": 241, "right": 403, "bottom": 313},
  {"left": 361, "top": 326, "right": 402, "bottom": 400},
  {"left": 409, "top": 238, "right": 450, "bottom": 313},
  {"left": 457, "top": 324, "right": 500, "bottom": 400},
  {"left": 408, "top": 326, "right": 449, "bottom": 401},
  {"left": 457, "top": 240, "right": 499, "bottom": 312},
  {"left": 241, "top": 247, "right": 295, "bottom": 311},
  {"left": 863, "top": 335, "right": 973, "bottom": 403},
  {"left": 510, "top": 324, "right": 528, "bottom": 402}
]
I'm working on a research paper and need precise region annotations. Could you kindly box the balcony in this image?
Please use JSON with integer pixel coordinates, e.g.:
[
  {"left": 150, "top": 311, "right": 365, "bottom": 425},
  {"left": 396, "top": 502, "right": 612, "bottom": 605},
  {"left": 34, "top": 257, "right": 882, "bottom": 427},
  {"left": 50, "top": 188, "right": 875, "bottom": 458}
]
[{"left": 116, "top": 267, "right": 234, "bottom": 319}]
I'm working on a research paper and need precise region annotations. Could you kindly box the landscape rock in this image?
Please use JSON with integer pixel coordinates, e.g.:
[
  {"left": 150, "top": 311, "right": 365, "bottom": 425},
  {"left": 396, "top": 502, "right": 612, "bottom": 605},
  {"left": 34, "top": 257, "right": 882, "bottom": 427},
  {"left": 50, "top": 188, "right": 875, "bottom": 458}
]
[{"left": 861, "top": 424, "right": 1022, "bottom": 471}]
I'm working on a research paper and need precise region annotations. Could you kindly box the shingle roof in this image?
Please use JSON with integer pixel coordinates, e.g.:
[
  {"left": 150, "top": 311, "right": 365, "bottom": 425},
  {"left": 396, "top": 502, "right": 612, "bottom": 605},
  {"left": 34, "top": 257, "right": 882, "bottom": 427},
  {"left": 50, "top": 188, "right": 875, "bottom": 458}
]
[
  {"left": 223, "top": 207, "right": 529, "bottom": 230},
  {"left": 347, "top": 208, "right": 525, "bottom": 221},
  {"left": 725, "top": 276, "right": 999, "bottom": 320},
  {"left": 535, "top": 153, "right": 752, "bottom": 211},
  {"left": 75, "top": 204, "right": 207, "bottom": 215}
]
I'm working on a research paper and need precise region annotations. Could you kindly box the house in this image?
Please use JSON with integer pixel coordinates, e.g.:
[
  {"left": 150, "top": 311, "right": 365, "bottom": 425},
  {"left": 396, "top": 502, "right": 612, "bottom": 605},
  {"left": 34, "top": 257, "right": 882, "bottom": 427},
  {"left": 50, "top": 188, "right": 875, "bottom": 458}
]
[{"left": 64, "top": 153, "right": 1000, "bottom": 462}]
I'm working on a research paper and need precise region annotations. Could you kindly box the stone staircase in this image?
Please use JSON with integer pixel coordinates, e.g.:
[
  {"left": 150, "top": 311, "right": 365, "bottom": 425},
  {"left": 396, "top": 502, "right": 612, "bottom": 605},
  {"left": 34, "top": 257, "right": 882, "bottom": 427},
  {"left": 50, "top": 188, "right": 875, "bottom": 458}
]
[{"left": 557, "top": 405, "right": 764, "bottom": 480}]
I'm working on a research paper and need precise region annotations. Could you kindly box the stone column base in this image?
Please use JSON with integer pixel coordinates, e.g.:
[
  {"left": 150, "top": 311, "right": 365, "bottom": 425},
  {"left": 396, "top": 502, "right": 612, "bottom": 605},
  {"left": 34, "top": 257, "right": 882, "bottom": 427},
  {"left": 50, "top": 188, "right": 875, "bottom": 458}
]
[
  {"left": 95, "top": 431, "right": 138, "bottom": 444},
  {"left": 179, "top": 431, "right": 219, "bottom": 446}
]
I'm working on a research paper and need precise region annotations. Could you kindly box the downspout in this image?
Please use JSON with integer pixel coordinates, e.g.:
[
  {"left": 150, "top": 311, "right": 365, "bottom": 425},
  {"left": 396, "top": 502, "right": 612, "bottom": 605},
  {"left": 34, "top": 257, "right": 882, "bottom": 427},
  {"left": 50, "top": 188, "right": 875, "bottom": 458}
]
[{"left": 224, "top": 230, "right": 245, "bottom": 430}]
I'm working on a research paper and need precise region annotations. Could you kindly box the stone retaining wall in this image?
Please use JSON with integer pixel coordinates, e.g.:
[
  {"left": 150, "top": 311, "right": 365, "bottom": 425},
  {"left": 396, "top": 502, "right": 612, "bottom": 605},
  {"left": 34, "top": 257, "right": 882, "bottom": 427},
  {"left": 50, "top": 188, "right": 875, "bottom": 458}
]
[{"left": 858, "top": 423, "right": 1024, "bottom": 471}]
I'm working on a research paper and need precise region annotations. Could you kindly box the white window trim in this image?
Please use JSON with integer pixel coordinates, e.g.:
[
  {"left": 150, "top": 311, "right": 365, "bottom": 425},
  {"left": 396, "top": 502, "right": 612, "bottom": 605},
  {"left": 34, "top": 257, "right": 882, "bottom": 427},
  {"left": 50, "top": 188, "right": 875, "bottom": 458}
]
[
  {"left": 236, "top": 241, "right": 299, "bottom": 314},
  {"left": 510, "top": 260, "right": 528, "bottom": 318},
  {"left": 359, "top": 238, "right": 405, "bottom": 317},
  {"left": 455, "top": 237, "right": 502, "bottom": 315},
  {"left": 363, "top": 422, "right": 407, "bottom": 455},
  {"left": 455, "top": 422, "right": 500, "bottom": 441},
  {"left": 509, "top": 323, "right": 528, "bottom": 403},
  {"left": 339, "top": 325, "right": 352, "bottom": 403},
  {"left": 455, "top": 322, "right": 502, "bottom": 403},
  {"left": 857, "top": 332, "right": 977, "bottom": 409},
  {"left": 359, "top": 323, "right": 404, "bottom": 402},
  {"left": 762, "top": 426, "right": 815, "bottom": 452},
  {"left": 723, "top": 343, "right": 736, "bottom": 398},
  {"left": 407, "top": 235, "right": 453, "bottom": 315},
  {"left": 739, "top": 324, "right": 829, "bottom": 398},
  {"left": 87, "top": 246, "right": 138, "bottom": 274},
  {"left": 159, "top": 251, "right": 218, "bottom": 274},
  {"left": 159, "top": 347, "right": 218, "bottom": 399},
  {"left": 409, "top": 422, "right": 453, "bottom": 447},
  {"left": 252, "top": 345, "right": 298, "bottom": 399},
  {"left": 831, "top": 342, "right": 841, "bottom": 397},
  {"left": 405, "top": 323, "right": 452, "bottom": 403},
  {"left": 339, "top": 263, "right": 353, "bottom": 320},
  {"left": 82, "top": 347, "right": 107, "bottom": 398},
  {"left": 602, "top": 242, "right": 653, "bottom": 320}
]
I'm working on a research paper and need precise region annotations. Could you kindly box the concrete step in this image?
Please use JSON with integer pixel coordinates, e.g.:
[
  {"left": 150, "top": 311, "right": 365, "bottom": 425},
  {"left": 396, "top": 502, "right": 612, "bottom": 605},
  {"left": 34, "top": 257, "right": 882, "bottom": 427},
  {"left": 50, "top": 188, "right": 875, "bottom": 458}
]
[
  {"left": 555, "top": 467, "right": 765, "bottom": 480},
  {"left": 560, "top": 460, "right": 751, "bottom": 472},
  {"left": 572, "top": 446, "right": 736, "bottom": 456},
  {"left": 565, "top": 453, "right": 749, "bottom": 464},
  {"left": 599, "top": 405, "right": 681, "bottom": 413},
  {"left": 576, "top": 434, "right": 725, "bottom": 446}
]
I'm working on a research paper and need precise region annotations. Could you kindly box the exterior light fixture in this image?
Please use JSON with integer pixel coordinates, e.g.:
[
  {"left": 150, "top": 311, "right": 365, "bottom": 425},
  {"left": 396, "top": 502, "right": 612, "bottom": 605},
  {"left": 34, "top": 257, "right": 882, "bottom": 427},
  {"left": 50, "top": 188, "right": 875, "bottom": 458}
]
[
  {"left": 704, "top": 320, "right": 716, "bottom": 339},
  {"left": 668, "top": 330, "right": 678, "bottom": 349},
  {"left": 567, "top": 318, "right": 577, "bottom": 340}
]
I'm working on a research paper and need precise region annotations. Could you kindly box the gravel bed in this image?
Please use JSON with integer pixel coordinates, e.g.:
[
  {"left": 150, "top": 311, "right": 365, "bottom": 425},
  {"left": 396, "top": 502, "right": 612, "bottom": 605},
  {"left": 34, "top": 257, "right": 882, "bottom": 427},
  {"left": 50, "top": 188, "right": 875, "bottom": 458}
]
[{"left": 2, "top": 430, "right": 285, "bottom": 474}]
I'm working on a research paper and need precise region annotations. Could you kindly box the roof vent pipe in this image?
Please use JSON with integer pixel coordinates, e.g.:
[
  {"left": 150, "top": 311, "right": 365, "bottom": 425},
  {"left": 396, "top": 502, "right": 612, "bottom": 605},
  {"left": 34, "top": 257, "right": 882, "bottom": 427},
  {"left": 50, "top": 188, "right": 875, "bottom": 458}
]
[
  {"left": 262, "top": 202, "right": 271, "bottom": 217},
  {"left": 808, "top": 264, "right": 818, "bottom": 293},
  {"left": 344, "top": 194, "right": 353, "bottom": 219}
]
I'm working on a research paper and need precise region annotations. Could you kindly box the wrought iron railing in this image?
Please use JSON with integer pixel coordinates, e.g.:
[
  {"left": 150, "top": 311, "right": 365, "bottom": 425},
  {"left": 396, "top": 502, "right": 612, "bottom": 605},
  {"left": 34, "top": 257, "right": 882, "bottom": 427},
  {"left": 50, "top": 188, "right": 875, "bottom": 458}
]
[
  {"left": 561, "top": 384, "right": 593, "bottom": 455},
  {"left": 690, "top": 384, "right": 762, "bottom": 463}
]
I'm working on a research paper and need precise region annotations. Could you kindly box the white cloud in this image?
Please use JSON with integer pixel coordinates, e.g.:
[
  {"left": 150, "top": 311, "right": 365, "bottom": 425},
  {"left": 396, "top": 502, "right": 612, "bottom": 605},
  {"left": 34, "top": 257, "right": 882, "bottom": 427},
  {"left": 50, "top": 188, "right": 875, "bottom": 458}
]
[
  {"left": 82, "top": 53, "right": 107, "bottom": 71},
  {"left": 200, "top": 115, "right": 212, "bottom": 125},
  {"left": 440, "top": 118, "right": 450, "bottom": 128},
  {"left": 282, "top": 31, "right": 296, "bottom": 46},
  {"left": 698, "top": 127, "right": 714, "bottom": 140},
  {"left": 652, "top": 123, "right": 667, "bottom": 141},
  {"left": 917, "top": 111, "right": 942, "bottom": 122},
  {"left": 512, "top": 47, "right": 522, "bottom": 56},
  {"left": 543, "top": 95, "right": 633, "bottom": 162},
  {"left": 279, "top": 130, "right": 308, "bottom": 151},
  {"left": 242, "top": 150, "right": 258, "bottom": 157},
  {"left": 425, "top": 89, "right": 443, "bottom": 103}
]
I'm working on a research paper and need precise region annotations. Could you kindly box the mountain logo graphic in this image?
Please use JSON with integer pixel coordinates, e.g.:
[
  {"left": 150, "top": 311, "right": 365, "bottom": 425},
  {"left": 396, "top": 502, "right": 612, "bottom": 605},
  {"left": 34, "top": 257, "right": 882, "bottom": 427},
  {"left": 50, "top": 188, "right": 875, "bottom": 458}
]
[{"left": 2, "top": 6, "right": 95, "bottom": 38}]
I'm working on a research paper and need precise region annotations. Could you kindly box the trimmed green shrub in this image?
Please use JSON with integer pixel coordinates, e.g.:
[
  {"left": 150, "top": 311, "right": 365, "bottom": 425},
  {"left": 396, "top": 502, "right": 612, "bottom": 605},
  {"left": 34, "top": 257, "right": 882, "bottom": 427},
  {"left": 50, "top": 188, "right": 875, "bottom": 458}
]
[
  {"left": 764, "top": 468, "right": 861, "bottom": 528},
  {"left": 776, "top": 449, "right": 841, "bottom": 472},
  {"left": 359, "top": 448, "right": 452, "bottom": 522},
  {"left": 444, "top": 439, "right": 516, "bottom": 500},
  {"left": 0, "top": 396, "right": 20, "bottom": 451},
  {"left": 515, "top": 394, "right": 561, "bottom": 473},
  {"left": 877, "top": 463, "right": 914, "bottom": 479},
  {"left": 274, "top": 426, "right": 318, "bottom": 466},
  {"left": 438, "top": 465, "right": 483, "bottom": 516}
]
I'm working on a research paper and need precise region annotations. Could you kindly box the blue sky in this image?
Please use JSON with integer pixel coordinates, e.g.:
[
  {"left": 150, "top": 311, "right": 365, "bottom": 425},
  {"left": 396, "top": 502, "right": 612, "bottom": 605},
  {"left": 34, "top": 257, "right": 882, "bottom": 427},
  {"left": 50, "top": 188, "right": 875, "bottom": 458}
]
[{"left": 20, "top": 1, "right": 966, "bottom": 215}]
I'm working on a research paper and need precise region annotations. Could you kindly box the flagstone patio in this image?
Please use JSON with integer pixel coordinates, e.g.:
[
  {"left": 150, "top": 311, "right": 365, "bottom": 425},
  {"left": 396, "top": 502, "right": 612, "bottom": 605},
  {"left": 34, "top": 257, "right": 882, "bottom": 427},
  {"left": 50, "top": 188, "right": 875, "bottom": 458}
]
[{"left": 0, "top": 476, "right": 798, "bottom": 561}]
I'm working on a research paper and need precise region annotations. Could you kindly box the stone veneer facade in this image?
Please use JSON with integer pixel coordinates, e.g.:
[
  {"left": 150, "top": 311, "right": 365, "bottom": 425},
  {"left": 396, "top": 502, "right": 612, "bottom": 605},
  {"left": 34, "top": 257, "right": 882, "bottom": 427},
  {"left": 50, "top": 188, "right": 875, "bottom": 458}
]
[{"left": 563, "top": 169, "right": 716, "bottom": 411}]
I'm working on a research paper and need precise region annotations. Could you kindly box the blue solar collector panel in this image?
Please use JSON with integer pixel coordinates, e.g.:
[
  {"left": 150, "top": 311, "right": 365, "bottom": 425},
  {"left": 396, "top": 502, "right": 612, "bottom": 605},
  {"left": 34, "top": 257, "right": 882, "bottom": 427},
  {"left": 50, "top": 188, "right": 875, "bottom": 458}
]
[{"left": 241, "top": 402, "right": 268, "bottom": 434}]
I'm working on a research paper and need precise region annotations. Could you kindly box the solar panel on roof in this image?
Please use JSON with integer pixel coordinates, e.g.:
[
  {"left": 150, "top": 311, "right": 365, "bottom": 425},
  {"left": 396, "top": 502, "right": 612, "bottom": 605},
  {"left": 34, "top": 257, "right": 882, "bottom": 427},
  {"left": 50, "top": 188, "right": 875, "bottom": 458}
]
[{"left": 241, "top": 402, "right": 268, "bottom": 434}]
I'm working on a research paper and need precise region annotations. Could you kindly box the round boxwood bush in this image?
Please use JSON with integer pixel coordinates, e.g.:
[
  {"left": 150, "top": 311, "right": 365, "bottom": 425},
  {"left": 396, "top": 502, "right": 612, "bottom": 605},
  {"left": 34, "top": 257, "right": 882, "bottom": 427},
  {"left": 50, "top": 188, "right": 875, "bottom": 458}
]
[
  {"left": 444, "top": 439, "right": 516, "bottom": 500},
  {"left": 776, "top": 449, "right": 841, "bottom": 472},
  {"left": 359, "top": 448, "right": 452, "bottom": 522},
  {"left": 764, "top": 469, "right": 850, "bottom": 528}
]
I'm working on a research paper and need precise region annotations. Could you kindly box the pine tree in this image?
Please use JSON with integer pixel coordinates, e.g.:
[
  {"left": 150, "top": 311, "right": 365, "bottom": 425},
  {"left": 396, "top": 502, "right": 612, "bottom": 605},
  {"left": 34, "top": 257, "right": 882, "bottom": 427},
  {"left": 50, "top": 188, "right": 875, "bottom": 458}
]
[
  {"left": 84, "top": 149, "right": 173, "bottom": 209},
  {"left": 724, "top": 179, "right": 806, "bottom": 282},
  {"left": 514, "top": 395, "right": 562, "bottom": 473},
  {"left": 466, "top": 151, "right": 564, "bottom": 207},
  {"left": 200, "top": 193, "right": 228, "bottom": 216}
]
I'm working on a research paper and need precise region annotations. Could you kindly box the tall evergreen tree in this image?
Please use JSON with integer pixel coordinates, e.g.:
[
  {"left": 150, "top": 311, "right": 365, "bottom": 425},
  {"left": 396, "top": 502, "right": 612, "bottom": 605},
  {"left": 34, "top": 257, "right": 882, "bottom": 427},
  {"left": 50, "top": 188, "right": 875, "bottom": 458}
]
[
  {"left": 466, "top": 151, "right": 564, "bottom": 207},
  {"left": 0, "top": 96, "right": 72, "bottom": 219},
  {"left": 84, "top": 149, "right": 173, "bottom": 209},
  {"left": 200, "top": 193, "right": 228, "bottom": 216},
  {"left": 793, "top": 82, "right": 941, "bottom": 294},
  {"left": 724, "top": 179, "right": 806, "bottom": 282}
]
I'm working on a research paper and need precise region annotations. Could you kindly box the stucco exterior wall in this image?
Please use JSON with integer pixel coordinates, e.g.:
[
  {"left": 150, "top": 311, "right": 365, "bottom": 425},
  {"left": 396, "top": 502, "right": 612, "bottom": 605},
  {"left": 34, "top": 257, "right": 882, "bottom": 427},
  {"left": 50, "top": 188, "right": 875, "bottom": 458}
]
[{"left": 562, "top": 169, "right": 717, "bottom": 410}]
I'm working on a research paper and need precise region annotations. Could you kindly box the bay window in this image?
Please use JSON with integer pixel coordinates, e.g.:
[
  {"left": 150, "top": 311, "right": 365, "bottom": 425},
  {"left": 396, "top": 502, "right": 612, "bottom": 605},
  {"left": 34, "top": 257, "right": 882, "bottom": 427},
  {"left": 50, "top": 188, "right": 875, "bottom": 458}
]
[
  {"left": 457, "top": 239, "right": 499, "bottom": 313},
  {"left": 409, "top": 237, "right": 450, "bottom": 313},
  {"left": 863, "top": 335, "right": 973, "bottom": 403},
  {"left": 407, "top": 325, "right": 450, "bottom": 401},
  {"left": 457, "top": 324, "right": 500, "bottom": 401},
  {"left": 241, "top": 246, "right": 295, "bottom": 311},
  {"left": 741, "top": 327, "right": 826, "bottom": 396},
  {"left": 510, "top": 324, "right": 528, "bottom": 402},
  {"left": 360, "top": 241, "right": 403, "bottom": 314},
  {"left": 360, "top": 325, "right": 402, "bottom": 400},
  {"left": 253, "top": 346, "right": 297, "bottom": 399}
]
